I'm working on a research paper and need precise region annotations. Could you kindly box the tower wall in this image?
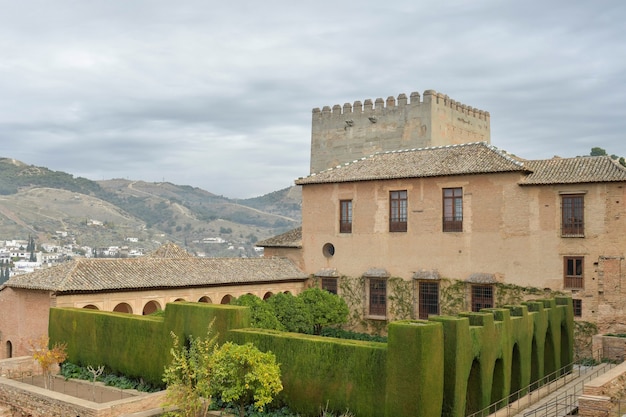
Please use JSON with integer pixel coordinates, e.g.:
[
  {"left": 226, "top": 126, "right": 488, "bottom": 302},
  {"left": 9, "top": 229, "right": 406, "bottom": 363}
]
[{"left": 310, "top": 90, "right": 491, "bottom": 174}]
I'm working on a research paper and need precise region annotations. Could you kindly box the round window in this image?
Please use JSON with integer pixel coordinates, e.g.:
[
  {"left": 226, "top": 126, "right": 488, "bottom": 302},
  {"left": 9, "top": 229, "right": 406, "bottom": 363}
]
[{"left": 322, "top": 243, "right": 335, "bottom": 257}]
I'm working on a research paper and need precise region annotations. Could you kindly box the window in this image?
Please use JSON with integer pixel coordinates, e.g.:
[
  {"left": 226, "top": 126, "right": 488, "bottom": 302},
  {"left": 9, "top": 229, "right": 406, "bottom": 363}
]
[
  {"left": 369, "top": 279, "right": 387, "bottom": 316},
  {"left": 573, "top": 299, "right": 582, "bottom": 317},
  {"left": 443, "top": 188, "right": 463, "bottom": 232},
  {"left": 322, "top": 278, "right": 338, "bottom": 295},
  {"left": 418, "top": 281, "right": 439, "bottom": 319},
  {"left": 564, "top": 256, "right": 584, "bottom": 289},
  {"left": 561, "top": 195, "right": 584, "bottom": 236},
  {"left": 471, "top": 285, "right": 493, "bottom": 312},
  {"left": 389, "top": 190, "right": 407, "bottom": 232},
  {"left": 340, "top": 200, "right": 352, "bottom": 233}
]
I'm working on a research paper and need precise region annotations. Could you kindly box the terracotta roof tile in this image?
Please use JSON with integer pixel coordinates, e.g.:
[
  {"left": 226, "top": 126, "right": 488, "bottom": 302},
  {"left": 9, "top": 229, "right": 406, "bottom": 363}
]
[
  {"left": 256, "top": 227, "right": 302, "bottom": 248},
  {"left": 295, "top": 142, "right": 526, "bottom": 185},
  {"left": 6, "top": 255, "right": 307, "bottom": 293},
  {"left": 520, "top": 156, "right": 626, "bottom": 185}
]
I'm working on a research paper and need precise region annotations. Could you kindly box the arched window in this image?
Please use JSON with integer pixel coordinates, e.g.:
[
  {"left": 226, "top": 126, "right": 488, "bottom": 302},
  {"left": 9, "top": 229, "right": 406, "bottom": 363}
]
[
  {"left": 198, "top": 296, "right": 212, "bottom": 303},
  {"left": 263, "top": 292, "right": 273, "bottom": 300},
  {"left": 6, "top": 341, "right": 12, "bottom": 359},
  {"left": 142, "top": 300, "right": 162, "bottom": 315},
  {"left": 83, "top": 304, "right": 99, "bottom": 310},
  {"left": 113, "top": 303, "right": 133, "bottom": 314},
  {"left": 220, "top": 295, "right": 232, "bottom": 304}
]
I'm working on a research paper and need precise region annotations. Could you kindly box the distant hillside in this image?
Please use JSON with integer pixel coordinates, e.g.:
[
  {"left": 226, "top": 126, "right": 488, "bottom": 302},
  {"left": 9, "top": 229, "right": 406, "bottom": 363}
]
[{"left": 0, "top": 158, "right": 301, "bottom": 257}]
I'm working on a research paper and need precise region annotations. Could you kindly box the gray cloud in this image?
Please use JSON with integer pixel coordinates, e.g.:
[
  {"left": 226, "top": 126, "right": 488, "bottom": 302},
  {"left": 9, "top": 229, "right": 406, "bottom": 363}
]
[{"left": 0, "top": 0, "right": 625, "bottom": 197}]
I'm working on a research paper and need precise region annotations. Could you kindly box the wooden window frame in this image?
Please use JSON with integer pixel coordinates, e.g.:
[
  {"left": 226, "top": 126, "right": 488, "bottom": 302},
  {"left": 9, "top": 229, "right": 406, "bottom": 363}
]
[
  {"left": 564, "top": 256, "right": 584, "bottom": 289},
  {"left": 471, "top": 285, "right": 493, "bottom": 312},
  {"left": 389, "top": 190, "right": 407, "bottom": 232},
  {"left": 561, "top": 194, "right": 584, "bottom": 237},
  {"left": 418, "top": 281, "right": 440, "bottom": 319},
  {"left": 368, "top": 278, "right": 387, "bottom": 317},
  {"left": 339, "top": 200, "right": 352, "bottom": 233},
  {"left": 572, "top": 299, "right": 582, "bottom": 317},
  {"left": 443, "top": 188, "right": 463, "bottom": 232}
]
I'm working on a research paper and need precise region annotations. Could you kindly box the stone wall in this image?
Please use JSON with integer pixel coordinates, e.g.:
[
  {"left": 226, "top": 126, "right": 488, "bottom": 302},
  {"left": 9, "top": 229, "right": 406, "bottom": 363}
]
[
  {"left": 592, "top": 335, "right": 626, "bottom": 362},
  {"left": 579, "top": 360, "right": 626, "bottom": 416}
]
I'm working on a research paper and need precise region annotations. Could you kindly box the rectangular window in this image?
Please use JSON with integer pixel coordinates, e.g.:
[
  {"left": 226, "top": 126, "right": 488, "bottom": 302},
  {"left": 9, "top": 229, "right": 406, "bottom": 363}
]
[
  {"left": 321, "top": 278, "right": 338, "bottom": 295},
  {"left": 340, "top": 200, "right": 352, "bottom": 233},
  {"left": 389, "top": 190, "right": 408, "bottom": 232},
  {"left": 471, "top": 285, "right": 493, "bottom": 312},
  {"left": 573, "top": 299, "right": 582, "bottom": 317},
  {"left": 561, "top": 195, "right": 584, "bottom": 236},
  {"left": 418, "top": 281, "right": 439, "bottom": 319},
  {"left": 369, "top": 279, "right": 387, "bottom": 316},
  {"left": 443, "top": 188, "right": 463, "bottom": 232},
  {"left": 564, "top": 256, "right": 584, "bottom": 289}
]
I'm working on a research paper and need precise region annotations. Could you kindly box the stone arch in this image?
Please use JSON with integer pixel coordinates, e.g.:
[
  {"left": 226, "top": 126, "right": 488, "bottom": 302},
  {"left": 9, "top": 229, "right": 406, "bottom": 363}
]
[
  {"left": 220, "top": 295, "right": 232, "bottom": 305},
  {"left": 263, "top": 292, "right": 273, "bottom": 300},
  {"left": 465, "top": 358, "right": 482, "bottom": 416},
  {"left": 174, "top": 298, "right": 186, "bottom": 302},
  {"left": 510, "top": 343, "right": 523, "bottom": 400},
  {"left": 142, "top": 300, "right": 161, "bottom": 315},
  {"left": 83, "top": 304, "right": 99, "bottom": 310},
  {"left": 198, "top": 296, "right": 212, "bottom": 303},
  {"left": 113, "top": 302, "right": 133, "bottom": 314},
  {"left": 284, "top": 291, "right": 291, "bottom": 295},
  {"left": 5, "top": 341, "right": 12, "bottom": 359}
]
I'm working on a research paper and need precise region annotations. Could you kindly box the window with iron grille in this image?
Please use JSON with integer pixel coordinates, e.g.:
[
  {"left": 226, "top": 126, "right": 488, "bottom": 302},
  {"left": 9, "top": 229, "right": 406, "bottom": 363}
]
[
  {"left": 471, "top": 285, "right": 493, "bottom": 312},
  {"left": 321, "top": 278, "right": 338, "bottom": 295},
  {"left": 389, "top": 191, "right": 407, "bottom": 232},
  {"left": 572, "top": 299, "right": 582, "bottom": 317},
  {"left": 561, "top": 195, "right": 584, "bottom": 237},
  {"left": 369, "top": 279, "right": 387, "bottom": 316},
  {"left": 443, "top": 188, "right": 463, "bottom": 232},
  {"left": 340, "top": 200, "right": 352, "bottom": 233},
  {"left": 564, "top": 256, "right": 584, "bottom": 289},
  {"left": 418, "top": 281, "right": 439, "bottom": 319}
]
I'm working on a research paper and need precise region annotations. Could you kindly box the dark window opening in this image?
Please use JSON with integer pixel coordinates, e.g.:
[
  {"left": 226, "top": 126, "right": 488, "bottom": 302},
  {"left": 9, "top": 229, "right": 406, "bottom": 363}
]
[
  {"left": 564, "top": 256, "right": 584, "bottom": 289},
  {"left": 322, "top": 278, "right": 338, "bottom": 295},
  {"left": 389, "top": 191, "right": 407, "bottom": 232},
  {"left": 369, "top": 279, "right": 387, "bottom": 316},
  {"left": 443, "top": 188, "right": 463, "bottom": 232},
  {"left": 573, "top": 299, "right": 582, "bottom": 317},
  {"left": 340, "top": 200, "right": 352, "bottom": 233},
  {"left": 418, "top": 281, "right": 439, "bottom": 319},
  {"left": 471, "top": 285, "right": 493, "bottom": 312},
  {"left": 561, "top": 195, "right": 584, "bottom": 236}
]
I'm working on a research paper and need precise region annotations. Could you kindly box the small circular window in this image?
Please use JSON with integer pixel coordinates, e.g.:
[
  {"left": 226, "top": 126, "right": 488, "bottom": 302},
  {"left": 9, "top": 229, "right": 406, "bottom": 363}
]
[{"left": 322, "top": 243, "right": 335, "bottom": 257}]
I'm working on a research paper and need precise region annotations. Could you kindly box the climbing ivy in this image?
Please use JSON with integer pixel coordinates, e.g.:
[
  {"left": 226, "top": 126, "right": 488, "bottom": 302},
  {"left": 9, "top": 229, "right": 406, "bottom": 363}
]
[
  {"left": 338, "top": 276, "right": 366, "bottom": 330},
  {"left": 439, "top": 279, "right": 466, "bottom": 315},
  {"left": 573, "top": 320, "right": 598, "bottom": 361},
  {"left": 387, "top": 277, "right": 413, "bottom": 321}
]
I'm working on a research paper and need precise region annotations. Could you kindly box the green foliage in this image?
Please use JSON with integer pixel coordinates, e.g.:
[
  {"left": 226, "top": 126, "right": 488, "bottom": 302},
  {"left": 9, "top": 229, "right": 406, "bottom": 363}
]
[
  {"left": 162, "top": 323, "right": 218, "bottom": 417},
  {"left": 590, "top": 147, "right": 608, "bottom": 156},
  {"left": 298, "top": 288, "right": 349, "bottom": 335},
  {"left": 574, "top": 320, "right": 598, "bottom": 361},
  {"left": 232, "top": 294, "right": 284, "bottom": 331},
  {"left": 439, "top": 279, "right": 467, "bottom": 315},
  {"left": 387, "top": 277, "right": 413, "bottom": 320},
  {"left": 266, "top": 293, "right": 313, "bottom": 334},
  {"left": 320, "top": 327, "right": 387, "bottom": 343},
  {"left": 210, "top": 342, "right": 283, "bottom": 417},
  {"left": 337, "top": 276, "right": 366, "bottom": 330},
  {"left": 59, "top": 362, "right": 159, "bottom": 392}
]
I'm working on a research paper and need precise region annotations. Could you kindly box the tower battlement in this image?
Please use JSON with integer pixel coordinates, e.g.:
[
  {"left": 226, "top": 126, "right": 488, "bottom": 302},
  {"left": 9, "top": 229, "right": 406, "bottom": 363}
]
[{"left": 310, "top": 90, "right": 491, "bottom": 174}]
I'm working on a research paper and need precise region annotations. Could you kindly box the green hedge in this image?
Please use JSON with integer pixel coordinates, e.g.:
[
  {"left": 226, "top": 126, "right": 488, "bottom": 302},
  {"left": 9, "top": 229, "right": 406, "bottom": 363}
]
[{"left": 228, "top": 328, "right": 387, "bottom": 417}]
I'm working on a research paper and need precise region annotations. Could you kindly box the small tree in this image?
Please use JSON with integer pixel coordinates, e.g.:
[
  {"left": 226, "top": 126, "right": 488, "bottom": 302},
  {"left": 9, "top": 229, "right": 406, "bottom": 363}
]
[
  {"left": 298, "top": 287, "right": 349, "bottom": 335},
  {"left": 266, "top": 292, "right": 313, "bottom": 333},
  {"left": 210, "top": 342, "right": 282, "bottom": 417},
  {"left": 29, "top": 335, "right": 67, "bottom": 389},
  {"left": 231, "top": 294, "right": 284, "bottom": 331},
  {"left": 162, "top": 323, "right": 218, "bottom": 417}
]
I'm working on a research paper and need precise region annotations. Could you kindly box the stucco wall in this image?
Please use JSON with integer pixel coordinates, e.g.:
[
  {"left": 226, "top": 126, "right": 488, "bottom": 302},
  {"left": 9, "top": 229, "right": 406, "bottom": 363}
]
[{"left": 300, "top": 173, "right": 626, "bottom": 331}]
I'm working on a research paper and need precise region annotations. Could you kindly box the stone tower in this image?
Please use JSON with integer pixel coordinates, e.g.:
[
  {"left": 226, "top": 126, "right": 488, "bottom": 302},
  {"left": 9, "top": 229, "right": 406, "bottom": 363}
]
[{"left": 310, "top": 90, "right": 491, "bottom": 174}]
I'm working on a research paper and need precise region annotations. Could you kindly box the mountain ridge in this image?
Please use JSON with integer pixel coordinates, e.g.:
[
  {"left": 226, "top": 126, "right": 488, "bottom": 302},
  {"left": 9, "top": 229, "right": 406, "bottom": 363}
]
[{"left": 0, "top": 157, "right": 302, "bottom": 257}]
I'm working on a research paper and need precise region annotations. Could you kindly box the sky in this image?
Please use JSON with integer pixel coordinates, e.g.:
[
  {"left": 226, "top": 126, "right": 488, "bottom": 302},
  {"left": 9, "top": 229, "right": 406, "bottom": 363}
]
[{"left": 1, "top": 1, "right": 625, "bottom": 198}]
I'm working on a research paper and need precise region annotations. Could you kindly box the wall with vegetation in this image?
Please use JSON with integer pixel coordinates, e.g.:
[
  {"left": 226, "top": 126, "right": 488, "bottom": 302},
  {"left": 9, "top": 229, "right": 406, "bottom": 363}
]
[{"left": 49, "top": 297, "right": 573, "bottom": 417}]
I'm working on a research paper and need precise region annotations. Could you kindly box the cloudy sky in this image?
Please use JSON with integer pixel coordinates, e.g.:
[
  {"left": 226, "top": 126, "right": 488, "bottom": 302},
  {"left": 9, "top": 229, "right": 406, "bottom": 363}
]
[{"left": 1, "top": 1, "right": 625, "bottom": 198}]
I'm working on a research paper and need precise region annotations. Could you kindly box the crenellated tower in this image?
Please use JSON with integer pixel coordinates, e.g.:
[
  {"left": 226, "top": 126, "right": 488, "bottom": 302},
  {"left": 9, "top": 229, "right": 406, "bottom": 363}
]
[{"left": 310, "top": 90, "right": 491, "bottom": 174}]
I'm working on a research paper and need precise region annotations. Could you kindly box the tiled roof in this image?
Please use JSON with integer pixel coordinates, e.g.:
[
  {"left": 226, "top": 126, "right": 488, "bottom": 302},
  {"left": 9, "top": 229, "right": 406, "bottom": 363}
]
[
  {"left": 256, "top": 227, "right": 302, "bottom": 248},
  {"left": 5, "top": 256, "right": 308, "bottom": 293},
  {"left": 147, "top": 242, "right": 193, "bottom": 258},
  {"left": 520, "top": 156, "right": 626, "bottom": 185},
  {"left": 295, "top": 142, "right": 526, "bottom": 185}
]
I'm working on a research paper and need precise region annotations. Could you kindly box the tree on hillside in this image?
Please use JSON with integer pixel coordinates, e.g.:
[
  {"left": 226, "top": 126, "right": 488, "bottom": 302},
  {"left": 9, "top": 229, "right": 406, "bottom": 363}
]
[
  {"left": 590, "top": 147, "right": 626, "bottom": 167},
  {"left": 298, "top": 287, "right": 349, "bottom": 335}
]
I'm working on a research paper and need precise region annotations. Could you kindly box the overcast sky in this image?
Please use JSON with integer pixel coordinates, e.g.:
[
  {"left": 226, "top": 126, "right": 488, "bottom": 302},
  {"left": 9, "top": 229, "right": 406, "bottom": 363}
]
[{"left": 1, "top": 1, "right": 625, "bottom": 198}]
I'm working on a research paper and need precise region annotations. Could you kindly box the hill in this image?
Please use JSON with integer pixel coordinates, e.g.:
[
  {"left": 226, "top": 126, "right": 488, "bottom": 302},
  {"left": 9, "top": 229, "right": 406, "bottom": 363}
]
[{"left": 0, "top": 158, "right": 301, "bottom": 257}]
